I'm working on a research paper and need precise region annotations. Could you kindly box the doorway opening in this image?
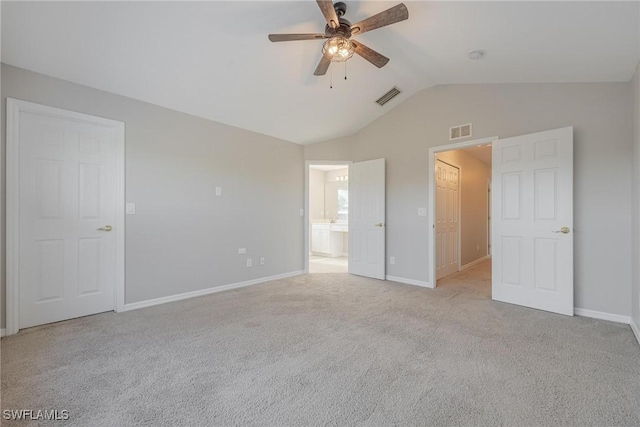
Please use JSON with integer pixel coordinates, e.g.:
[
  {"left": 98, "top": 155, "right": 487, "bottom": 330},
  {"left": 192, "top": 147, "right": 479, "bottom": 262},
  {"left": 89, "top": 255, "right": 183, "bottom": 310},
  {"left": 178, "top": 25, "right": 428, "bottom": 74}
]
[
  {"left": 305, "top": 162, "right": 350, "bottom": 273},
  {"left": 429, "top": 137, "right": 496, "bottom": 295}
]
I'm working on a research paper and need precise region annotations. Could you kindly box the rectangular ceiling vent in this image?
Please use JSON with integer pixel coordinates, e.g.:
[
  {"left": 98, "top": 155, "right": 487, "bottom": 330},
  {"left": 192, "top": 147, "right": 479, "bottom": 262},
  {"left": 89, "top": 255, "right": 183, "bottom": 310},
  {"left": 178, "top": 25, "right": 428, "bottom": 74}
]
[
  {"left": 450, "top": 123, "right": 472, "bottom": 141},
  {"left": 375, "top": 86, "right": 402, "bottom": 106}
]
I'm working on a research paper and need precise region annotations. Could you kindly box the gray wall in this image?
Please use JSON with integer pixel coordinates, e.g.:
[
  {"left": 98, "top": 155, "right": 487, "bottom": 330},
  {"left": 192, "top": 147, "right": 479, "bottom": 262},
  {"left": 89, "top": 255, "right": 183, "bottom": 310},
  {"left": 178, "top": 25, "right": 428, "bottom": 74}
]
[
  {"left": 437, "top": 149, "right": 491, "bottom": 267},
  {"left": 1, "top": 64, "right": 305, "bottom": 327},
  {"left": 305, "top": 82, "right": 633, "bottom": 317},
  {"left": 633, "top": 63, "right": 640, "bottom": 330}
]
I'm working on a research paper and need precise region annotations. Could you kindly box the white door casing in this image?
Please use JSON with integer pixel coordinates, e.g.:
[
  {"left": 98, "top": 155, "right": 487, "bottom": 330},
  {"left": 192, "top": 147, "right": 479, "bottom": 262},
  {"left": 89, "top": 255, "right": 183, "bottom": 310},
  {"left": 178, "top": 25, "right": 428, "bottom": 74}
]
[
  {"left": 7, "top": 99, "right": 125, "bottom": 335},
  {"left": 436, "top": 160, "right": 460, "bottom": 280},
  {"left": 349, "top": 158, "right": 386, "bottom": 280},
  {"left": 492, "top": 127, "right": 574, "bottom": 316}
]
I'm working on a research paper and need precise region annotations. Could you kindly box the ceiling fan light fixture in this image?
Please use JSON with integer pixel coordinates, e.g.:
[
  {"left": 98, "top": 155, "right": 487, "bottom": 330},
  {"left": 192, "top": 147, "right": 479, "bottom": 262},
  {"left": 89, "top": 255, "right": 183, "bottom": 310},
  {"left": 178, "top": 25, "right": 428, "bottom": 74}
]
[{"left": 322, "top": 35, "right": 355, "bottom": 62}]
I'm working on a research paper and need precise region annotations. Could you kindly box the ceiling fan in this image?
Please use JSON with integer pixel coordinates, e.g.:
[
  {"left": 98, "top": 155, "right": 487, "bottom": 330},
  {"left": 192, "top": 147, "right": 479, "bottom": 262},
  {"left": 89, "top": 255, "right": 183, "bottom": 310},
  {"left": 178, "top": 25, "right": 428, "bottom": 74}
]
[{"left": 268, "top": 1, "right": 409, "bottom": 76}]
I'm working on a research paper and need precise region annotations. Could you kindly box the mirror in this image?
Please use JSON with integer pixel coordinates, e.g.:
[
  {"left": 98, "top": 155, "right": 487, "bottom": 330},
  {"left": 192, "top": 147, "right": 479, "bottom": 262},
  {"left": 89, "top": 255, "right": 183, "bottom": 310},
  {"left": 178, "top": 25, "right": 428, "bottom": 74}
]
[{"left": 337, "top": 188, "right": 348, "bottom": 216}]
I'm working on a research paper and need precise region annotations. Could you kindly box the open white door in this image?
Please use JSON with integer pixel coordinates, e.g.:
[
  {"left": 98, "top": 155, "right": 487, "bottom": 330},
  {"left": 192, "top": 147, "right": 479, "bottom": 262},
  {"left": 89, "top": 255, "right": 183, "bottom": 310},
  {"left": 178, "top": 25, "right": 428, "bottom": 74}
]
[
  {"left": 349, "top": 158, "right": 385, "bottom": 279},
  {"left": 492, "top": 127, "right": 573, "bottom": 315}
]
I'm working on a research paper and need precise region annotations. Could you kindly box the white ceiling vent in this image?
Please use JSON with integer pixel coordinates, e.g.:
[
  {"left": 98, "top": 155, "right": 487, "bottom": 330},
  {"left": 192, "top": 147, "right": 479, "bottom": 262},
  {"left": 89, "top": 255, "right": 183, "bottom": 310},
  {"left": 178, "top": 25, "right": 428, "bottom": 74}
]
[
  {"left": 375, "top": 86, "right": 402, "bottom": 106},
  {"left": 450, "top": 123, "right": 472, "bottom": 141}
]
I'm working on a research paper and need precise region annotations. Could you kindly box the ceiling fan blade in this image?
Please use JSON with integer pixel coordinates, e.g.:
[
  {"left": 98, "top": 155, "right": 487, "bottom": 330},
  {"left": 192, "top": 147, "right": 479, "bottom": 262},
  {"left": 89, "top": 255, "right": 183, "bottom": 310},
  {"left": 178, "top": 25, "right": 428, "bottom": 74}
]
[
  {"left": 352, "top": 41, "right": 390, "bottom": 68},
  {"left": 314, "top": 56, "right": 331, "bottom": 76},
  {"left": 350, "top": 3, "right": 409, "bottom": 35},
  {"left": 268, "top": 33, "right": 327, "bottom": 42},
  {"left": 317, "top": 0, "right": 340, "bottom": 29}
]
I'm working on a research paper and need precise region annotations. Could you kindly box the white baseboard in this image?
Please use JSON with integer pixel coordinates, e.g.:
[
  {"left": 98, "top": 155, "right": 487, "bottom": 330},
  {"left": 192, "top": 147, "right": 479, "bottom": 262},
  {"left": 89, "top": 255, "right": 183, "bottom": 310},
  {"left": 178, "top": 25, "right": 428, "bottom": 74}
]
[
  {"left": 574, "top": 308, "right": 631, "bottom": 324},
  {"left": 386, "top": 275, "right": 434, "bottom": 289},
  {"left": 631, "top": 318, "right": 640, "bottom": 345},
  {"left": 460, "top": 255, "right": 490, "bottom": 271},
  {"left": 122, "top": 270, "right": 305, "bottom": 312},
  {"left": 0, "top": 329, "right": 5, "bottom": 338}
]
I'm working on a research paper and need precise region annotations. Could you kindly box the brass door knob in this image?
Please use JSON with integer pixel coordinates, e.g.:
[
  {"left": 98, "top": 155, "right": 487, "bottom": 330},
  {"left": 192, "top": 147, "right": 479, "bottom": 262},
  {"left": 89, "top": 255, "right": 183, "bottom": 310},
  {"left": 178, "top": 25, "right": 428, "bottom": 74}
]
[
  {"left": 374, "top": 223, "right": 385, "bottom": 228},
  {"left": 98, "top": 225, "right": 113, "bottom": 232},
  {"left": 552, "top": 226, "right": 570, "bottom": 234}
]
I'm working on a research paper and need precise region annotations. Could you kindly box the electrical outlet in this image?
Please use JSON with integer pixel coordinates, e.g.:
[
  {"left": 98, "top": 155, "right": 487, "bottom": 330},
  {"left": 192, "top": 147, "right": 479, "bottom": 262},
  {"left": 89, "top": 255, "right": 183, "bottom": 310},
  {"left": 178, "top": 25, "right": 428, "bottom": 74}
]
[
  {"left": 390, "top": 256, "right": 395, "bottom": 265},
  {"left": 299, "top": 208, "right": 304, "bottom": 217},
  {"left": 238, "top": 248, "right": 246, "bottom": 255},
  {"left": 246, "top": 258, "right": 252, "bottom": 268},
  {"left": 260, "top": 257, "right": 265, "bottom": 265}
]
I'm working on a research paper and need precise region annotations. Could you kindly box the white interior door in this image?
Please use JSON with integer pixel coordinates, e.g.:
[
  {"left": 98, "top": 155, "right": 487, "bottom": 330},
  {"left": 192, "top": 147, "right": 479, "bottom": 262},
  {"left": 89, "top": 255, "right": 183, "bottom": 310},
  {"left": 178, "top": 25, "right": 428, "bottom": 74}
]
[
  {"left": 349, "top": 158, "right": 385, "bottom": 279},
  {"left": 9, "top": 99, "right": 124, "bottom": 331},
  {"left": 492, "top": 127, "right": 573, "bottom": 315},
  {"left": 436, "top": 160, "right": 460, "bottom": 280}
]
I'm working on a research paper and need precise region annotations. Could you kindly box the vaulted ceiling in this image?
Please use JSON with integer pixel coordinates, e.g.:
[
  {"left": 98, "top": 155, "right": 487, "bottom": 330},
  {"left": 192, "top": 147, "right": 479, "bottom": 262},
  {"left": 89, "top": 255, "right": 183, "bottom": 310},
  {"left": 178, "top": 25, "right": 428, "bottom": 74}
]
[{"left": 2, "top": 1, "right": 639, "bottom": 145}]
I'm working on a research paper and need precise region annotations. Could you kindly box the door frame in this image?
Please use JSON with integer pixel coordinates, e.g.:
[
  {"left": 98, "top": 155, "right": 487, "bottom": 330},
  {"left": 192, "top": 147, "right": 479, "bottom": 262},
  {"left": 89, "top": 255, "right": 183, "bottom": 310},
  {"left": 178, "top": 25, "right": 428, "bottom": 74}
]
[
  {"left": 428, "top": 136, "right": 497, "bottom": 288},
  {"left": 6, "top": 98, "right": 126, "bottom": 336},
  {"left": 435, "top": 158, "right": 462, "bottom": 279},
  {"left": 304, "top": 160, "right": 351, "bottom": 273},
  {"left": 487, "top": 177, "right": 492, "bottom": 256}
]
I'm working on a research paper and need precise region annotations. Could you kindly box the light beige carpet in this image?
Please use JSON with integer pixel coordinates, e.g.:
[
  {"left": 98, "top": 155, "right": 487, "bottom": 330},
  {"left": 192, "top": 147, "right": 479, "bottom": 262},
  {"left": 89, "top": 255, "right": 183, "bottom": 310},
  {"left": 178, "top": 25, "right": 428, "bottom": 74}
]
[
  {"left": 1, "top": 260, "right": 639, "bottom": 426},
  {"left": 309, "top": 255, "right": 348, "bottom": 274}
]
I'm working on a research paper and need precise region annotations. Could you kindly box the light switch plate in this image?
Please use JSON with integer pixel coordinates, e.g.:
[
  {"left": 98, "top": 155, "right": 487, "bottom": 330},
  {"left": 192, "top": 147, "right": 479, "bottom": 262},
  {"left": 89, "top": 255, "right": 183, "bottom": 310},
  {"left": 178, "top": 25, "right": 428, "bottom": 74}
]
[
  {"left": 126, "top": 203, "right": 136, "bottom": 215},
  {"left": 238, "top": 248, "right": 246, "bottom": 255},
  {"left": 215, "top": 187, "right": 222, "bottom": 197},
  {"left": 299, "top": 209, "right": 304, "bottom": 217},
  {"left": 418, "top": 207, "right": 427, "bottom": 217}
]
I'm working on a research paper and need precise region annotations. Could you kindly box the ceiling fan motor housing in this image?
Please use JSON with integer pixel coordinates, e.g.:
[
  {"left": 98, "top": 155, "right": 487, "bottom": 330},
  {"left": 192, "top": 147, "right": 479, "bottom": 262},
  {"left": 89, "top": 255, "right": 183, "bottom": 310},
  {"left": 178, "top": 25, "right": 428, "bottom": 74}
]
[
  {"left": 324, "top": 2, "right": 351, "bottom": 37},
  {"left": 333, "top": 2, "right": 347, "bottom": 17},
  {"left": 325, "top": 21, "right": 352, "bottom": 38}
]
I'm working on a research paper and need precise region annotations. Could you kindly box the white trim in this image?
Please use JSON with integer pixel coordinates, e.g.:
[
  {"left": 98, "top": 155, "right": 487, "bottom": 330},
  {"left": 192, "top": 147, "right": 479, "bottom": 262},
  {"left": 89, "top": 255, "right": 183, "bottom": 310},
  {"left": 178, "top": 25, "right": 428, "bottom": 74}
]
[
  {"left": 428, "top": 136, "right": 498, "bottom": 289},
  {"left": 385, "top": 275, "right": 433, "bottom": 289},
  {"left": 631, "top": 319, "right": 640, "bottom": 345},
  {"left": 304, "top": 160, "right": 351, "bottom": 274},
  {"left": 460, "top": 255, "right": 491, "bottom": 271},
  {"left": 6, "top": 99, "right": 21, "bottom": 336},
  {"left": 0, "top": 329, "right": 6, "bottom": 338},
  {"left": 5, "top": 98, "right": 126, "bottom": 336},
  {"left": 114, "top": 123, "right": 126, "bottom": 313},
  {"left": 122, "top": 270, "right": 304, "bottom": 312},
  {"left": 573, "top": 308, "right": 631, "bottom": 324}
]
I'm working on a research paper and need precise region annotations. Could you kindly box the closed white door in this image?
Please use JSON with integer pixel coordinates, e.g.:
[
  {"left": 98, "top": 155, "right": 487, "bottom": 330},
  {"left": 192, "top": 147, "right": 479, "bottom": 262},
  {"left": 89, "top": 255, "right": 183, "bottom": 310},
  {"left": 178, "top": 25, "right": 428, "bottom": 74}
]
[
  {"left": 9, "top": 99, "right": 124, "bottom": 330},
  {"left": 436, "top": 160, "right": 460, "bottom": 280},
  {"left": 349, "top": 158, "right": 385, "bottom": 279},
  {"left": 492, "top": 127, "right": 573, "bottom": 316}
]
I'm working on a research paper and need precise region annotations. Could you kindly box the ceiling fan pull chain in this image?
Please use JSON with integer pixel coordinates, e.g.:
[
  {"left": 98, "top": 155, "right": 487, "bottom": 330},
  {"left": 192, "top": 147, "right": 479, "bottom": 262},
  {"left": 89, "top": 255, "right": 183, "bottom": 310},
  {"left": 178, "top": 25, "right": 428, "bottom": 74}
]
[
  {"left": 330, "top": 65, "right": 333, "bottom": 89},
  {"left": 344, "top": 61, "right": 347, "bottom": 80}
]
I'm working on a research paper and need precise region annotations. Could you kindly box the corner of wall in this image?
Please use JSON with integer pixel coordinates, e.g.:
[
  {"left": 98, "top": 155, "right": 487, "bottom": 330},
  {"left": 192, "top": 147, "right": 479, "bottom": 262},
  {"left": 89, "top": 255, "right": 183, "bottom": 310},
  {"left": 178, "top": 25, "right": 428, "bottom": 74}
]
[
  {"left": 632, "top": 60, "right": 640, "bottom": 334},
  {"left": 632, "top": 318, "right": 640, "bottom": 345}
]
